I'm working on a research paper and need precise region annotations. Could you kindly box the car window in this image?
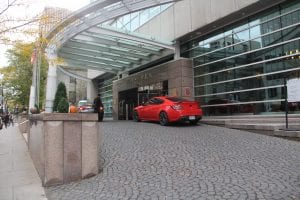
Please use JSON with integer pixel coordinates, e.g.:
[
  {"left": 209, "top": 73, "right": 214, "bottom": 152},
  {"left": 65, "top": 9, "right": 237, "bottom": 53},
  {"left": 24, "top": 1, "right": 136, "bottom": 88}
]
[
  {"left": 78, "top": 100, "right": 92, "bottom": 106},
  {"left": 153, "top": 98, "right": 164, "bottom": 104},
  {"left": 166, "top": 97, "right": 188, "bottom": 102},
  {"left": 78, "top": 101, "right": 87, "bottom": 106},
  {"left": 148, "top": 99, "right": 156, "bottom": 105}
]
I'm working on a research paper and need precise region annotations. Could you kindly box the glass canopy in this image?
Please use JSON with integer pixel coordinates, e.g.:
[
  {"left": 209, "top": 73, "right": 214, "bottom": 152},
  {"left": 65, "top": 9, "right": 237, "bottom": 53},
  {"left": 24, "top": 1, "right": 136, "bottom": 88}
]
[{"left": 46, "top": 0, "right": 181, "bottom": 75}]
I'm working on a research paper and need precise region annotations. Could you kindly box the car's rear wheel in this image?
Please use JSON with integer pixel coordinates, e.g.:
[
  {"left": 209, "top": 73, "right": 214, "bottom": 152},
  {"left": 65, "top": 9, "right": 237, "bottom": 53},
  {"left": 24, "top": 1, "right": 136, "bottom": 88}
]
[
  {"left": 133, "top": 111, "right": 140, "bottom": 122},
  {"left": 159, "top": 111, "right": 169, "bottom": 126}
]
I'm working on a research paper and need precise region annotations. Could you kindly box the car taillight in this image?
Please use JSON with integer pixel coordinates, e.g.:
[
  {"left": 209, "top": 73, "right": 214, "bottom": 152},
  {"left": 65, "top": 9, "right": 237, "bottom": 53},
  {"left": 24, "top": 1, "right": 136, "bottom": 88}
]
[{"left": 171, "top": 104, "right": 183, "bottom": 110}]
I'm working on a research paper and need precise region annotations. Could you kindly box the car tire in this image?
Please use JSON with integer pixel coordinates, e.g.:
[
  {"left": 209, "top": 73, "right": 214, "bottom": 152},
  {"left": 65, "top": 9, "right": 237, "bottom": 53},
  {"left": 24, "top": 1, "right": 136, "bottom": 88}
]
[
  {"left": 133, "top": 111, "right": 140, "bottom": 122},
  {"left": 159, "top": 111, "right": 169, "bottom": 126}
]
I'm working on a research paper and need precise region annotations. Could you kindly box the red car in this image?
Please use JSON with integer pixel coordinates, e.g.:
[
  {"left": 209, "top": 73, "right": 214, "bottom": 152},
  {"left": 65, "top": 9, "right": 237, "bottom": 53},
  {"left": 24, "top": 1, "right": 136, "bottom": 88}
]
[
  {"left": 133, "top": 96, "right": 203, "bottom": 126},
  {"left": 77, "top": 100, "right": 94, "bottom": 113}
]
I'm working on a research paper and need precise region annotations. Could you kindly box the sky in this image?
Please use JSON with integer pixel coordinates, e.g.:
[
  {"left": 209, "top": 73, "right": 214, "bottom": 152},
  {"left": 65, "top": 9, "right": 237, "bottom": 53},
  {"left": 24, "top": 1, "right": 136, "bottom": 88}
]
[{"left": 0, "top": 0, "right": 90, "bottom": 67}]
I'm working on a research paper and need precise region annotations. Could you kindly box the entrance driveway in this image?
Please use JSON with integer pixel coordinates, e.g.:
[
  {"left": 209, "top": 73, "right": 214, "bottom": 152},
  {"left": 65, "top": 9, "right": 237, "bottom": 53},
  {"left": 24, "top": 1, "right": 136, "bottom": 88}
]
[{"left": 46, "top": 121, "right": 300, "bottom": 200}]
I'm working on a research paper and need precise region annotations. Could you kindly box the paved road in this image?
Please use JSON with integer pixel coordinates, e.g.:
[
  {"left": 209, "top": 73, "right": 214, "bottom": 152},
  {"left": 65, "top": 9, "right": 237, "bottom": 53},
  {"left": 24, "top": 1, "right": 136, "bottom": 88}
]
[{"left": 45, "top": 121, "right": 300, "bottom": 200}]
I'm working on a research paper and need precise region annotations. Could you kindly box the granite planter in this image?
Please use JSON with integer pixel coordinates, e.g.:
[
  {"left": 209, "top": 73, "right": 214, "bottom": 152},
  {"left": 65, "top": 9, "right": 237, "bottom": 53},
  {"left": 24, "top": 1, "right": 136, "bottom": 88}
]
[{"left": 28, "top": 113, "right": 100, "bottom": 186}]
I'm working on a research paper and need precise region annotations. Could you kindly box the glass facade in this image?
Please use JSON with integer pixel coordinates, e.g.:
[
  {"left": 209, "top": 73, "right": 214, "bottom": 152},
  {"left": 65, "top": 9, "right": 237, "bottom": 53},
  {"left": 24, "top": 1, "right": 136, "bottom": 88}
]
[
  {"left": 181, "top": 0, "right": 300, "bottom": 115},
  {"left": 109, "top": 4, "right": 172, "bottom": 31},
  {"left": 97, "top": 76, "right": 117, "bottom": 118}
]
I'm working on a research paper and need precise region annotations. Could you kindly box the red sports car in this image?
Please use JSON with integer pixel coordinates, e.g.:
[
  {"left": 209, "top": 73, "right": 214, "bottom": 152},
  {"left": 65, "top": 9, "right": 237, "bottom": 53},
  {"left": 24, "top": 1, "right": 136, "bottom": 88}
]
[{"left": 133, "top": 96, "right": 203, "bottom": 126}]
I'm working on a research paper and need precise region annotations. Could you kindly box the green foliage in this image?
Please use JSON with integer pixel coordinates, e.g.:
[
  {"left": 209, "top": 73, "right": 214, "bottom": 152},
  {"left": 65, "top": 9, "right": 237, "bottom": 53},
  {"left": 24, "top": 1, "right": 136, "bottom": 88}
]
[
  {"left": 53, "top": 82, "right": 67, "bottom": 112},
  {"left": 2, "top": 42, "right": 48, "bottom": 108},
  {"left": 57, "top": 97, "right": 69, "bottom": 113}
]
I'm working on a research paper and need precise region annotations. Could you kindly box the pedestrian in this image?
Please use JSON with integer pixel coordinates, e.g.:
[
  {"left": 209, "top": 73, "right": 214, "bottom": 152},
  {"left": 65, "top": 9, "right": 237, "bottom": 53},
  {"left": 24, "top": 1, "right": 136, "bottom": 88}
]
[
  {"left": 9, "top": 114, "right": 14, "bottom": 126},
  {"left": 0, "top": 116, "right": 3, "bottom": 130},
  {"left": 93, "top": 94, "right": 104, "bottom": 122},
  {"left": 3, "top": 113, "right": 9, "bottom": 128}
]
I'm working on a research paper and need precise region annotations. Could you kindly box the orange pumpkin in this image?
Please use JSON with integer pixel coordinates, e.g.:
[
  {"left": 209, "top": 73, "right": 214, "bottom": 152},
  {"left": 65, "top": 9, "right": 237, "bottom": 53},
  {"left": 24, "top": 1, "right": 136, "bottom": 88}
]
[{"left": 69, "top": 105, "right": 77, "bottom": 113}]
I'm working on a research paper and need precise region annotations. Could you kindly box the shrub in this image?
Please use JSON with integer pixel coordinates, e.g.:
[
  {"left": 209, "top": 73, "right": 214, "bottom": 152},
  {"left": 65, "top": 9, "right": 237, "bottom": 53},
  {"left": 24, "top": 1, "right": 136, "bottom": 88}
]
[
  {"left": 57, "top": 98, "right": 69, "bottom": 113},
  {"left": 53, "top": 82, "right": 67, "bottom": 112}
]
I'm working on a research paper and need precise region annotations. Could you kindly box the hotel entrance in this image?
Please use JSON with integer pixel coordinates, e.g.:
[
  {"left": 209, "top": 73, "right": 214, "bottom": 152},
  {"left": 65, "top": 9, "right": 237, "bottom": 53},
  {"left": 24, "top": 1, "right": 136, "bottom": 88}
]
[
  {"left": 113, "top": 59, "right": 194, "bottom": 120},
  {"left": 118, "top": 80, "right": 168, "bottom": 120}
]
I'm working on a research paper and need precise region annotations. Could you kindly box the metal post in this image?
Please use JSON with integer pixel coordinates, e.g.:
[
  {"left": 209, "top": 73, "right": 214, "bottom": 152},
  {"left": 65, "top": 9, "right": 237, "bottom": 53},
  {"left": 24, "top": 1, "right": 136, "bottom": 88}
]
[
  {"left": 284, "top": 77, "right": 288, "bottom": 130},
  {"left": 125, "top": 104, "right": 128, "bottom": 120},
  {"left": 1, "top": 81, "right": 3, "bottom": 105},
  {"left": 37, "top": 45, "right": 41, "bottom": 108},
  {"left": 1, "top": 82, "right": 3, "bottom": 114}
]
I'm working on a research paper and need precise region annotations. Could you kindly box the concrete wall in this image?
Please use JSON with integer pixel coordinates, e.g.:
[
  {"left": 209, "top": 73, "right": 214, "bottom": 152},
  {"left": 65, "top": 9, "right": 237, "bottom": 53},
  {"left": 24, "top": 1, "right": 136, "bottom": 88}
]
[
  {"left": 136, "top": 0, "right": 285, "bottom": 41},
  {"left": 112, "top": 58, "right": 193, "bottom": 119},
  {"left": 28, "top": 113, "right": 100, "bottom": 186}
]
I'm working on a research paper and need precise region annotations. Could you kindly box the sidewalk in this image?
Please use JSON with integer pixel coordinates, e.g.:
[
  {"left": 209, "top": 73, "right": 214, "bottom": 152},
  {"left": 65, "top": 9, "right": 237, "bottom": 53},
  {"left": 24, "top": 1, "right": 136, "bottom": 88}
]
[{"left": 0, "top": 124, "right": 47, "bottom": 200}]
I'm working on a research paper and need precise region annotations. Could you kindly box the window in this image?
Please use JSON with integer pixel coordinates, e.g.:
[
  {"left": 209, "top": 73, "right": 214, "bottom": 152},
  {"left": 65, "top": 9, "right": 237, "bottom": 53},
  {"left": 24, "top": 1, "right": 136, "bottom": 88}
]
[{"left": 166, "top": 97, "right": 189, "bottom": 102}]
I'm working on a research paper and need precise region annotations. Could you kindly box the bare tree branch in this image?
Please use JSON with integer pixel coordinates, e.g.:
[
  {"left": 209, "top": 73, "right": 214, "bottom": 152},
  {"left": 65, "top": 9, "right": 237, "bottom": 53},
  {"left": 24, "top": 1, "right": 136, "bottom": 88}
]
[
  {"left": 0, "top": 0, "right": 19, "bottom": 16},
  {"left": 0, "top": 17, "right": 40, "bottom": 35}
]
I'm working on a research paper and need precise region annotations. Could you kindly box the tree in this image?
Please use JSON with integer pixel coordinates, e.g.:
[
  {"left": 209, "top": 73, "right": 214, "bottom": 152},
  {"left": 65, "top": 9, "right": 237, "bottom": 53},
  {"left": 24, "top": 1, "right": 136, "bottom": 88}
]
[
  {"left": 0, "top": 0, "right": 45, "bottom": 46},
  {"left": 57, "top": 97, "right": 69, "bottom": 113},
  {"left": 1, "top": 42, "right": 48, "bottom": 109},
  {"left": 53, "top": 82, "right": 67, "bottom": 112}
]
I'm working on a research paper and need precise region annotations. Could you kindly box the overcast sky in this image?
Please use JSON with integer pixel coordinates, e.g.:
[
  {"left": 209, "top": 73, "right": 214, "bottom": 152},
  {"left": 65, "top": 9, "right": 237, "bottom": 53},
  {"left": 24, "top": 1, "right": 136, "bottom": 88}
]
[{"left": 0, "top": 0, "right": 90, "bottom": 67}]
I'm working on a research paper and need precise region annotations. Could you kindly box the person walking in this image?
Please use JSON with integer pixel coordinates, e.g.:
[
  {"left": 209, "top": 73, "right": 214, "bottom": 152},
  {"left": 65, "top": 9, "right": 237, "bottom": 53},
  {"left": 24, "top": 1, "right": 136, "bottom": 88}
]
[
  {"left": 93, "top": 94, "right": 104, "bottom": 122},
  {"left": 9, "top": 113, "right": 14, "bottom": 126},
  {"left": 0, "top": 115, "right": 3, "bottom": 130},
  {"left": 3, "top": 112, "right": 9, "bottom": 128}
]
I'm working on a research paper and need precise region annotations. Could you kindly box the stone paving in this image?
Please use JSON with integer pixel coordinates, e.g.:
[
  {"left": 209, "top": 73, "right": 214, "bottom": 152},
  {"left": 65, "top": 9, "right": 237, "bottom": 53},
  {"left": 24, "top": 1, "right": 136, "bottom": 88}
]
[{"left": 45, "top": 121, "right": 300, "bottom": 200}]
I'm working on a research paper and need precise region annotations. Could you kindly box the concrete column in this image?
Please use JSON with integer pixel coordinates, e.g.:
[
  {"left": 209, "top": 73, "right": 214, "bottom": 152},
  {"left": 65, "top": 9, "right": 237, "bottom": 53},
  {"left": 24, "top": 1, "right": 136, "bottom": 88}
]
[
  {"left": 87, "top": 80, "right": 97, "bottom": 102},
  {"left": 174, "top": 41, "right": 181, "bottom": 59},
  {"left": 45, "top": 61, "right": 57, "bottom": 113}
]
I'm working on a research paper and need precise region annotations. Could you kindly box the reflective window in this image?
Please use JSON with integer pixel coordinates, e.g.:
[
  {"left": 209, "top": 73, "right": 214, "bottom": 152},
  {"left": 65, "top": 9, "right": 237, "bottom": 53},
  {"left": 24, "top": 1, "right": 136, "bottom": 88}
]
[
  {"left": 109, "top": 4, "right": 172, "bottom": 32},
  {"left": 181, "top": 0, "right": 300, "bottom": 115}
]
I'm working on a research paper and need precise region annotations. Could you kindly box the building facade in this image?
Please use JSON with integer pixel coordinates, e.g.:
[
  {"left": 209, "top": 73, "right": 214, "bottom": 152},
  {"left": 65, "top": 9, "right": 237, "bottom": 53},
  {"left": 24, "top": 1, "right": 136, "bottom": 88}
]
[
  {"left": 106, "top": 0, "right": 300, "bottom": 118},
  {"left": 46, "top": 0, "right": 300, "bottom": 118},
  {"left": 180, "top": 0, "right": 300, "bottom": 115}
]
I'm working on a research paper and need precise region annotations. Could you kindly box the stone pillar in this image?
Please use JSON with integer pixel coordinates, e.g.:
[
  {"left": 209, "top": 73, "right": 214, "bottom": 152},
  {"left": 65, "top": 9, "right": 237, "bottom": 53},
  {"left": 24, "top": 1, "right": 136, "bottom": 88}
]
[
  {"left": 45, "top": 61, "right": 57, "bottom": 113},
  {"left": 28, "top": 113, "right": 100, "bottom": 186},
  {"left": 174, "top": 41, "right": 181, "bottom": 60},
  {"left": 87, "top": 80, "right": 97, "bottom": 102}
]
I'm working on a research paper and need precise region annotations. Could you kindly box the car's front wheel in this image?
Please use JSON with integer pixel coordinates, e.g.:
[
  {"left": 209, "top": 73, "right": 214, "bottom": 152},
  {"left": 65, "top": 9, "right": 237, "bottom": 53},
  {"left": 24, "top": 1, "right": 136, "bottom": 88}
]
[
  {"left": 159, "top": 111, "right": 169, "bottom": 126},
  {"left": 133, "top": 111, "right": 140, "bottom": 122}
]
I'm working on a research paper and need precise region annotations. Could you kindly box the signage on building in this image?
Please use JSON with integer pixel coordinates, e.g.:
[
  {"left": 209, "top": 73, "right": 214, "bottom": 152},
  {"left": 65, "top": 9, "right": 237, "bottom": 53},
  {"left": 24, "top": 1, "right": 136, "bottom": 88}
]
[
  {"left": 184, "top": 87, "right": 191, "bottom": 96},
  {"left": 287, "top": 78, "right": 300, "bottom": 102}
]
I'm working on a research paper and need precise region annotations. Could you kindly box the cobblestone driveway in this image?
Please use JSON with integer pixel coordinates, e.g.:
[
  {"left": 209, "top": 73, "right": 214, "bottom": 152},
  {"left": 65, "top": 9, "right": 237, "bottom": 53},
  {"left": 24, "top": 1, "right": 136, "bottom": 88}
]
[{"left": 46, "top": 121, "right": 300, "bottom": 200}]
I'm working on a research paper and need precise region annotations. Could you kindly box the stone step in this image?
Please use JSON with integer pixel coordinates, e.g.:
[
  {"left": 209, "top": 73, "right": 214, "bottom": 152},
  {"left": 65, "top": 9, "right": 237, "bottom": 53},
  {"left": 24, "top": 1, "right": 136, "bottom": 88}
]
[
  {"left": 201, "top": 115, "right": 300, "bottom": 138},
  {"left": 274, "top": 129, "right": 300, "bottom": 137},
  {"left": 204, "top": 114, "right": 300, "bottom": 119},
  {"left": 225, "top": 123, "right": 300, "bottom": 131},
  {"left": 202, "top": 115, "right": 300, "bottom": 126},
  {"left": 202, "top": 119, "right": 300, "bottom": 125}
]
